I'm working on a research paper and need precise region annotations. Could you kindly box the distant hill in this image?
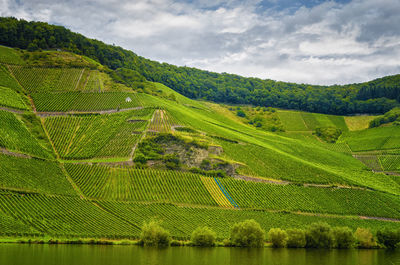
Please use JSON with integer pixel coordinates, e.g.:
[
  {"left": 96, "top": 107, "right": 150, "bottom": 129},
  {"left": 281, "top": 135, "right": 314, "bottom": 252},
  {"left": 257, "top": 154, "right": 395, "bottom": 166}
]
[{"left": 0, "top": 17, "right": 399, "bottom": 115}]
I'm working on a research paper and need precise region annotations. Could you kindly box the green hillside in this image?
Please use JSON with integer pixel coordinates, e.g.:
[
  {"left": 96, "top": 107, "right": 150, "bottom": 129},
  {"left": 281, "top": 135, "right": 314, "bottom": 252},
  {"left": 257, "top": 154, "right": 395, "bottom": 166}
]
[{"left": 0, "top": 44, "right": 399, "bottom": 242}]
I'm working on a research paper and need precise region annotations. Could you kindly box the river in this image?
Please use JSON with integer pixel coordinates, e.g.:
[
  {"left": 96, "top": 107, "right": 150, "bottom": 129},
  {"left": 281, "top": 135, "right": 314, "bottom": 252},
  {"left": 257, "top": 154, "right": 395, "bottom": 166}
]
[{"left": 0, "top": 244, "right": 399, "bottom": 265}]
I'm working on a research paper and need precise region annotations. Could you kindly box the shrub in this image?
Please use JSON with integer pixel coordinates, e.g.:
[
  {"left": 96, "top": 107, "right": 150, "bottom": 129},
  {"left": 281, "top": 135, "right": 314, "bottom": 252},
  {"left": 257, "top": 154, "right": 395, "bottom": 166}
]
[
  {"left": 354, "top": 228, "right": 376, "bottom": 249},
  {"left": 140, "top": 221, "right": 171, "bottom": 247},
  {"left": 268, "top": 228, "right": 288, "bottom": 248},
  {"left": 191, "top": 226, "right": 216, "bottom": 247},
  {"left": 305, "top": 222, "right": 334, "bottom": 248},
  {"left": 236, "top": 110, "right": 246, "bottom": 117},
  {"left": 376, "top": 229, "right": 400, "bottom": 249},
  {"left": 314, "top": 127, "right": 342, "bottom": 143},
  {"left": 332, "top": 227, "right": 355, "bottom": 249},
  {"left": 230, "top": 219, "right": 265, "bottom": 248},
  {"left": 286, "top": 229, "right": 306, "bottom": 248}
]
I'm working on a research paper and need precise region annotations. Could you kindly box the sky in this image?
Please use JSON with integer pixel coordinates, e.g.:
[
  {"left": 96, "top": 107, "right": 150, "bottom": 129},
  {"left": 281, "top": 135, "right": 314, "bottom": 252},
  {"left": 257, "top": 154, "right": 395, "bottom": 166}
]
[{"left": 1, "top": 0, "right": 400, "bottom": 85}]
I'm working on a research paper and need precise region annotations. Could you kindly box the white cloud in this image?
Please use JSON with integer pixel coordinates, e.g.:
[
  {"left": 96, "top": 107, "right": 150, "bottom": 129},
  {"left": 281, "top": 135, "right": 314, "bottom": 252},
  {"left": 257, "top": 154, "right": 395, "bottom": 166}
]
[{"left": 1, "top": 0, "right": 400, "bottom": 85}]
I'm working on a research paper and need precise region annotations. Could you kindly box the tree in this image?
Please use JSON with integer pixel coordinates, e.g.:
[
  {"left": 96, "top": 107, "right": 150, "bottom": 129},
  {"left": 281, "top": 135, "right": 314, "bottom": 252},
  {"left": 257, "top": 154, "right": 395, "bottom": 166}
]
[
  {"left": 376, "top": 229, "right": 400, "bottom": 249},
  {"left": 305, "top": 222, "right": 334, "bottom": 248},
  {"left": 230, "top": 219, "right": 265, "bottom": 247},
  {"left": 354, "top": 228, "right": 376, "bottom": 249},
  {"left": 140, "top": 220, "right": 171, "bottom": 247},
  {"left": 332, "top": 227, "right": 355, "bottom": 249},
  {"left": 191, "top": 226, "right": 216, "bottom": 247},
  {"left": 268, "top": 228, "right": 288, "bottom": 248},
  {"left": 286, "top": 229, "right": 306, "bottom": 248}
]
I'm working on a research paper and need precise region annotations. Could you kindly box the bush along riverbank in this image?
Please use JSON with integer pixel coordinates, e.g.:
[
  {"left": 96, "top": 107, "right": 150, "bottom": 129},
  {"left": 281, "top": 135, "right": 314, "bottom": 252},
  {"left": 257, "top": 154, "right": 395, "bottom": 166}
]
[{"left": 1, "top": 220, "right": 399, "bottom": 249}]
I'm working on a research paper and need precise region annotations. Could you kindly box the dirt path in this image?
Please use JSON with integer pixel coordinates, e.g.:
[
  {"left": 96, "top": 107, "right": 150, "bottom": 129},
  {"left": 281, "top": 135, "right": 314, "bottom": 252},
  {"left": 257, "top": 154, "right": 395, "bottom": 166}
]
[
  {"left": 36, "top": 106, "right": 144, "bottom": 117},
  {"left": 0, "top": 106, "right": 25, "bottom": 114},
  {"left": 74, "top": 68, "right": 85, "bottom": 90},
  {"left": 59, "top": 163, "right": 86, "bottom": 199},
  {"left": 129, "top": 110, "right": 156, "bottom": 161},
  {"left": 359, "top": 216, "right": 400, "bottom": 222},
  {"left": 0, "top": 148, "right": 31, "bottom": 158}
]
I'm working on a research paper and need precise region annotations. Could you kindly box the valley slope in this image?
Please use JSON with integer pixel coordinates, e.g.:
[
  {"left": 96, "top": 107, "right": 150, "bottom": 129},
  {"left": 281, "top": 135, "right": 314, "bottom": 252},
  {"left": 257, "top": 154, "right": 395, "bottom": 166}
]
[{"left": 0, "top": 45, "right": 399, "bottom": 241}]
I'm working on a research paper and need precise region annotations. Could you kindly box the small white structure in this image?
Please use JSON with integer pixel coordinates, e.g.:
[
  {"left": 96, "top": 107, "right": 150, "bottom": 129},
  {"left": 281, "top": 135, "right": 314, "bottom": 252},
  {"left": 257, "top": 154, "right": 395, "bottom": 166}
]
[{"left": 125, "top": 97, "right": 132, "bottom": 103}]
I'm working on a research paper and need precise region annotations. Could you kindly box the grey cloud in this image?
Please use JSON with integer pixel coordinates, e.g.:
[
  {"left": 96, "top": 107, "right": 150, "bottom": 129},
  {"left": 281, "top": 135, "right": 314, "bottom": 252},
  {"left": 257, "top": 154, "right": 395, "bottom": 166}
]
[{"left": 1, "top": 0, "right": 400, "bottom": 85}]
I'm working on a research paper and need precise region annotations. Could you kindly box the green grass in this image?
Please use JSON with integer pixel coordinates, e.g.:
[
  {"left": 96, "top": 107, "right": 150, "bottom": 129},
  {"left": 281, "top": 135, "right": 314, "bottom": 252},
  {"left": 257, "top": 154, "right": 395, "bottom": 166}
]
[
  {"left": 45, "top": 111, "right": 146, "bottom": 159},
  {"left": 0, "top": 46, "right": 24, "bottom": 64},
  {"left": 341, "top": 126, "right": 400, "bottom": 152},
  {"left": 65, "top": 164, "right": 217, "bottom": 206},
  {"left": 32, "top": 91, "right": 142, "bottom": 112},
  {"left": 0, "top": 86, "right": 28, "bottom": 110},
  {"left": 0, "top": 110, "right": 54, "bottom": 158},
  {"left": 0, "top": 153, "right": 76, "bottom": 196}
]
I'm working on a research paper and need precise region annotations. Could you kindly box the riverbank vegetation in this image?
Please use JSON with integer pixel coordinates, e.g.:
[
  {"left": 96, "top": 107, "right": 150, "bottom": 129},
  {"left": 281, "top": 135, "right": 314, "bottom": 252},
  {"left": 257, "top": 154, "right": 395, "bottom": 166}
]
[{"left": 2, "top": 220, "right": 399, "bottom": 250}]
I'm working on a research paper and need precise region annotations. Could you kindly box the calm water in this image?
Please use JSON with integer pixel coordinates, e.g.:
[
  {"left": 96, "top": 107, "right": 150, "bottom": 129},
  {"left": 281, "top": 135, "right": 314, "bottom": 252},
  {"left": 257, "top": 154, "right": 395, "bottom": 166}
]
[{"left": 0, "top": 244, "right": 399, "bottom": 265}]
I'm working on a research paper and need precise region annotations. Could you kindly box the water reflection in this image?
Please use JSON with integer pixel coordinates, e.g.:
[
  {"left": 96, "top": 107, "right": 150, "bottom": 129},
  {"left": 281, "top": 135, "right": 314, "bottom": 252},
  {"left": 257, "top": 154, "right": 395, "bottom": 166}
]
[{"left": 0, "top": 244, "right": 399, "bottom": 265}]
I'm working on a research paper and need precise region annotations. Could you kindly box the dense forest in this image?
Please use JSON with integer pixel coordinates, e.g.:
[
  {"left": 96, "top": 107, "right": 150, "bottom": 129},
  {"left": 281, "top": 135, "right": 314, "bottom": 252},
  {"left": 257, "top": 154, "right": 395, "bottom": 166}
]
[{"left": 0, "top": 17, "right": 399, "bottom": 114}]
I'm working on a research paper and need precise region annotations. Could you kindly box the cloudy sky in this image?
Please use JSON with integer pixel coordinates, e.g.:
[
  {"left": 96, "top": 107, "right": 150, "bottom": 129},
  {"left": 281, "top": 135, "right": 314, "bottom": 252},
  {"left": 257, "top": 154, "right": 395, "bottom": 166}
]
[{"left": 1, "top": 0, "right": 400, "bottom": 85}]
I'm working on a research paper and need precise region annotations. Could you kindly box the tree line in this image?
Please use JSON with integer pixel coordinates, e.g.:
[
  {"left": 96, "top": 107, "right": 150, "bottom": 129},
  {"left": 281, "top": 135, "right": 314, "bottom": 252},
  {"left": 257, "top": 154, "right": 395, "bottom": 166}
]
[
  {"left": 141, "top": 219, "right": 400, "bottom": 249},
  {"left": 0, "top": 17, "right": 399, "bottom": 115}
]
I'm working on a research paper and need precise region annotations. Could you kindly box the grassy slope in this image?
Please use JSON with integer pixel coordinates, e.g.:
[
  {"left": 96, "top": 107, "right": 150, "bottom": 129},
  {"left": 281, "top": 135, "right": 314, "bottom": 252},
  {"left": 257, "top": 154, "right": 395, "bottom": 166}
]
[{"left": 0, "top": 46, "right": 399, "bottom": 240}]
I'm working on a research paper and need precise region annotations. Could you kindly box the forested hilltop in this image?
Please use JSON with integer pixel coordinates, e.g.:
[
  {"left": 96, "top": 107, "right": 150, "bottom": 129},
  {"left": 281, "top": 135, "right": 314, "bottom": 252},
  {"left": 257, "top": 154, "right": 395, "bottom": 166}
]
[{"left": 0, "top": 17, "right": 399, "bottom": 115}]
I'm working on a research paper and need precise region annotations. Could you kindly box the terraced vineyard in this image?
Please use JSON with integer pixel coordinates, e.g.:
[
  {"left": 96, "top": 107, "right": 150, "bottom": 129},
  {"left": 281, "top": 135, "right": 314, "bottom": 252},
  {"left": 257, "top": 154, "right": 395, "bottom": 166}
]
[
  {"left": 354, "top": 155, "right": 383, "bottom": 171},
  {"left": 379, "top": 155, "right": 400, "bottom": 171},
  {"left": 0, "top": 154, "right": 76, "bottom": 196},
  {"left": 32, "top": 91, "right": 142, "bottom": 112},
  {"left": 97, "top": 201, "right": 400, "bottom": 240},
  {"left": 0, "top": 191, "right": 138, "bottom": 238},
  {"left": 9, "top": 66, "right": 84, "bottom": 92},
  {"left": 0, "top": 86, "right": 28, "bottom": 110},
  {"left": 45, "top": 111, "right": 146, "bottom": 159},
  {"left": 0, "top": 45, "right": 399, "bottom": 242},
  {"left": 0, "top": 65, "right": 23, "bottom": 91},
  {"left": 65, "top": 164, "right": 217, "bottom": 206},
  {"left": 0, "top": 110, "right": 54, "bottom": 158},
  {"left": 220, "top": 178, "right": 400, "bottom": 218},
  {"left": 148, "top": 109, "right": 177, "bottom": 133},
  {"left": 341, "top": 126, "right": 400, "bottom": 152}
]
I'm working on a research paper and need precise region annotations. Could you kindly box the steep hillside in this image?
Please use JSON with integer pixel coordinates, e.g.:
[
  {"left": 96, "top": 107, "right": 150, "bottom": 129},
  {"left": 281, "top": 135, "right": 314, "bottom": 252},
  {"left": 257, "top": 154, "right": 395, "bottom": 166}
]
[{"left": 0, "top": 46, "right": 399, "bottom": 241}]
